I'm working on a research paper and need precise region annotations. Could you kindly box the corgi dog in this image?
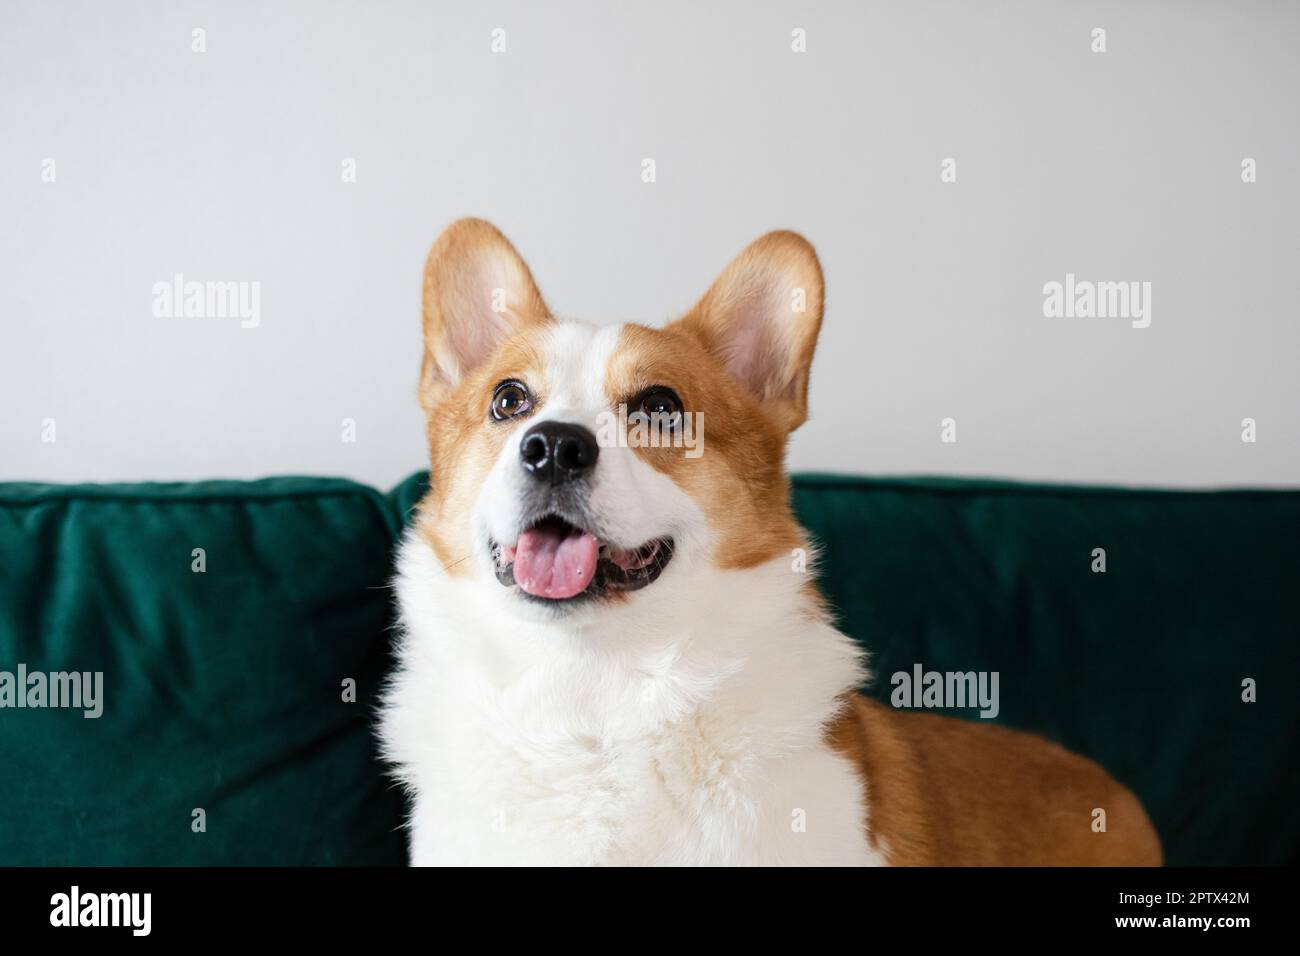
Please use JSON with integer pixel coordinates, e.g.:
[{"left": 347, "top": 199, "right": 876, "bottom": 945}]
[{"left": 379, "top": 219, "right": 1163, "bottom": 866}]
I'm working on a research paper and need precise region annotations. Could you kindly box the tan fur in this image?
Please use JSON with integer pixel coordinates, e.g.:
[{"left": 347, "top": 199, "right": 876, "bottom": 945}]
[
  {"left": 674, "top": 230, "right": 824, "bottom": 432},
  {"left": 605, "top": 324, "right": 804, "bottom": 569},
  {"left": 419, "top": 219, "right": 551, "bottom": 413},
  {"left": 417, "top": 219, "right": 555, "bottom": 573},
  {"left": 599, "top": 230, "right": 827, "bottom": 568},
  {"left": 827, "top": 696, "right": 1163, "bottom": 865}
]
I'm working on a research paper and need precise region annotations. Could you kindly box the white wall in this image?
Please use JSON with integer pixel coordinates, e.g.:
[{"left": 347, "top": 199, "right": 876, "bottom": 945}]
[{"left": 3, "top": 0, "right": 1297, "bottom": 490}]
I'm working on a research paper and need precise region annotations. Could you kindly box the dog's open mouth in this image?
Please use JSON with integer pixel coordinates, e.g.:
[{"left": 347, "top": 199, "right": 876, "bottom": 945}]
[{"left": 491, "top": 515, "right": 674, "bottom": 601}]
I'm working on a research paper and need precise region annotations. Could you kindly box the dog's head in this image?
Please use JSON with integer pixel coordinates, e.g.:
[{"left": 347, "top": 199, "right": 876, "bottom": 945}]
[{"left": 414, "top": 218, "right": 824, "bottom": 623}]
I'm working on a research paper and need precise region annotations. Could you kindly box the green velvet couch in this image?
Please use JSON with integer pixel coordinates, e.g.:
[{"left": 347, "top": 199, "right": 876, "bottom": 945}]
[{"left": 1, "top": 472, "right": 1296, "bottom": 866}]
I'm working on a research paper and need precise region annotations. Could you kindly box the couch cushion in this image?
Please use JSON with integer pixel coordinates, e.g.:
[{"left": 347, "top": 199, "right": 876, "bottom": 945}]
[{"left": 0, "top": 479, "right": 405, "bottom": 865}]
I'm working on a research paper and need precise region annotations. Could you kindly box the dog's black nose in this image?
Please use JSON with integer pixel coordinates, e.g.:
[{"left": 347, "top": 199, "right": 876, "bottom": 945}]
[{"left": 519, "top": 422, "right": 599, "bottom": 484}]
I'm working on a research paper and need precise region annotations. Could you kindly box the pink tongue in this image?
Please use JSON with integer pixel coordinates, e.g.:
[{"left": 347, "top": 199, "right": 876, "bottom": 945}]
[{"left": 513, "top": 524, "right": 600, "bottom": 599}]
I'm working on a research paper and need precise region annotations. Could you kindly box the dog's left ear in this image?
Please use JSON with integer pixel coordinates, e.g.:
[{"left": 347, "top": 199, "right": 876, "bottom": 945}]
[{"left": 672, "top": 231, "right": 824, "bottom": 431}]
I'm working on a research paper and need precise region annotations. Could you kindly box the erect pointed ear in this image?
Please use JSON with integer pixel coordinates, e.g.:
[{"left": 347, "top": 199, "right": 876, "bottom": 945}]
[
  {"left": 671, "top": 231, "right": 824, "bottom": 431},
  {"left": 419, "top": 218, "right": 552, "bottom": 411}
]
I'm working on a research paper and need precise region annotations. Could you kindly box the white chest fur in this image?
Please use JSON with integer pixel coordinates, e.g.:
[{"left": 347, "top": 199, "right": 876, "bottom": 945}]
[{"left": 379, "top": 531, "right": 884, "bottom": 866}]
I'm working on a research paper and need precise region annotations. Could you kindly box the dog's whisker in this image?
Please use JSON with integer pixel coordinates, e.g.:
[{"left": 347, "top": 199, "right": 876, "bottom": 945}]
[{"left": 439, "top": 552, "right": 476, "bottom": 574}]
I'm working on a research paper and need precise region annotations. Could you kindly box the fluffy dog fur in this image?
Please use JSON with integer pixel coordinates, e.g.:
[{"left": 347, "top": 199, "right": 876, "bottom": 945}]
[{"left": 379, "top": 219, "right": 1162, "bottom": 866}]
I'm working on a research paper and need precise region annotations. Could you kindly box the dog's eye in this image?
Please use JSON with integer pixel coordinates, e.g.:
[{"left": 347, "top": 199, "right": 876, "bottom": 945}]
[
  {"left": 491, "top": 381, "right": 532, "bottom": 421},
  {"left": 634, "top": 387, "right": 683, "bottom": 428}
]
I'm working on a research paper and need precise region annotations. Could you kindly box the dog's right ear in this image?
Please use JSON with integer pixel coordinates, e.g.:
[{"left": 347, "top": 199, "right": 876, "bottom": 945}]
[{"left": 419, "top": 218, "right": 552, "bottom": 411}]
